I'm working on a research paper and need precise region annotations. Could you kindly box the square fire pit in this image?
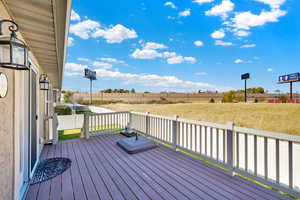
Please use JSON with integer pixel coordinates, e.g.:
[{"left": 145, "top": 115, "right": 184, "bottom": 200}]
[{"left": 117, "top": 136, "right": 157, "bottom": 154}]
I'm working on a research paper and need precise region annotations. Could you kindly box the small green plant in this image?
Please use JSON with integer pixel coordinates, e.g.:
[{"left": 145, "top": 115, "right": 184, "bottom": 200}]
[
  {"left": 55, "top": 105, "right": 72, "bottom": 115},
  {"left": 63, "top": 91, "right": 74, "bottom": 103}
]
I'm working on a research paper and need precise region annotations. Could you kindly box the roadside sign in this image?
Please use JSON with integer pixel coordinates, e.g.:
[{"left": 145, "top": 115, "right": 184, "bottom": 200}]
[
  {"left": 241, "top": 73, "right": 250, "bottom": 80},
  {"left": 278, "top": 73, "right": 300, "bottom": 83},
  {"left": 84, "top": 68, "right": 97, "bottom": 80}
]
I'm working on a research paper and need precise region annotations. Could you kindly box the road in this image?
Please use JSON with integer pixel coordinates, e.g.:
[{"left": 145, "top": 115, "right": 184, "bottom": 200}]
[{"left": 87, "top": 105, "right": 113, "bottom": 113}]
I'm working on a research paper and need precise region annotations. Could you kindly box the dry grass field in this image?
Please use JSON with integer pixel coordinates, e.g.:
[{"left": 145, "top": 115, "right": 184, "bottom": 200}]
[{"left": 102, "top": 103, "right": 300, "bottom": 135}]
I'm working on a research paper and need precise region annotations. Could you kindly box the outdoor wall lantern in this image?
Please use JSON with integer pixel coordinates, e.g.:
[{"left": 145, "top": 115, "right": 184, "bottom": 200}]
[
  {"left": 0, "top": 19, "right": 29, "bottom": 70},
  {"left": 39, "top": 74, "right": 50, "bottom": 91}
]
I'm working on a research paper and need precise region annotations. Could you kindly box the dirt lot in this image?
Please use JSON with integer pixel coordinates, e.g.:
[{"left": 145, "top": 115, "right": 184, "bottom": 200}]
[{"left": 102, "top": 103, "right": 300, "bottom": 135}]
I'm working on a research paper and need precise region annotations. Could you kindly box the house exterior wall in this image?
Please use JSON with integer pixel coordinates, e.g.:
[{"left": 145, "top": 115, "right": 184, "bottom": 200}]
[
  {"left": 0, "top": 2, "right": 51, "bottom": 199},
  {"left": 0, "top": 67, "right": 15, "bottom": 200}
]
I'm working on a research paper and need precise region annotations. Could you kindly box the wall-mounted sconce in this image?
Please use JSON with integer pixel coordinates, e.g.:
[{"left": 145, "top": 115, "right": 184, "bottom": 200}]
[
  {"left": 39, "top": 74, "right": 50, "bottom": 91},
  {"left": 0, "top": 19, "right": 29, "bottom": 70}
]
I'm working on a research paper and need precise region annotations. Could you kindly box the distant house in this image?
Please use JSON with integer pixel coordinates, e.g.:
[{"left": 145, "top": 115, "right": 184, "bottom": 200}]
[{"left": 0, "top": 1, "right": 71, "bottom": 199}]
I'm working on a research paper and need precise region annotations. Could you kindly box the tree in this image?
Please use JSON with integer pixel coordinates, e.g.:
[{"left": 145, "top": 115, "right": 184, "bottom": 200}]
[
  {"left": 131, "top": 88, "right": 136, "bottom": 93},
  {"left": 256, "top": 87, "right": 265, "bottom": 94},
  {"left": 63, "top": 91, "right": 74, "bottom": 103}
]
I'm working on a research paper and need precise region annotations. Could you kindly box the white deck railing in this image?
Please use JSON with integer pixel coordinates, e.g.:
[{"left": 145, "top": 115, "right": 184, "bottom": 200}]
[{"left": 83, "top": 111, "right": 300, "bottom": 198}]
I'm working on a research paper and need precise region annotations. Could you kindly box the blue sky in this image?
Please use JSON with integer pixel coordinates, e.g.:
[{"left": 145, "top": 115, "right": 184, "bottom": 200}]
[{"left": 65, "top": 0, "right": 300, "bottom": 93}]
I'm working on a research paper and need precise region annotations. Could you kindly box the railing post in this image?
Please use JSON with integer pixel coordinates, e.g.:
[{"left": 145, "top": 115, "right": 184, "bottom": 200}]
[
  {"left": 52, "top": 113, "right": 58, "bottom": 144},
  {"left": 83, "top": 114, "right": 90, "bottom": 139},
  {"left": 129, "top": 110, "right": 133, "bottom": 128},
  {"left": 146, "top": 112, "right": 150, "bottom": 135},
  {"left": 172, "top": 115, "right": 179, "bottom": 150},
  {"left": 226, "top": 122, "right": 235, "bottom": 176}
]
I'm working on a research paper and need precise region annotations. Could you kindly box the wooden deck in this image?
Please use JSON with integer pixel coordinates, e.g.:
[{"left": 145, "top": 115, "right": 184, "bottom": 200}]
[{"left": 26, "top": 134, "right": 291, "bottom": 200}]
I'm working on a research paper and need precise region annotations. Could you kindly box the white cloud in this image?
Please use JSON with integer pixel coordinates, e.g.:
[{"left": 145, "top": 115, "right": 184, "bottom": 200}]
[
  {"left": 66, "top": 61, "right": 232, "bottom": 91},
  {"left": 68, "top": 37, "right": 74, "bottom": 47},
  {"left": 165, "top": 56, "right": 196, "bottom": 64},
  {"left": 195, "top": 72, "right": 208, "bottom": 75},
  {"left": 167, "top": 56, "right": 184, "bottom": 64},
  {"left": 267, "top": 68, "right": 273, "bottom": 72},
  {"left": 215, "top": 40, "right": 233, "bottom": 46},
  {"left": 211, "top": 29, "right": 225, "bottom": 39},
  {"left": 164, "top": 2, "right": 177, "bottom": 9},
  {"left": 92, "top": 61, "right": 112, "bottom": 69},
  {"left": 205, "top": 0, "right": 234, "bottom": 19},
  {"left": 65, "top": 62, "right": 87, "bottom": 71},
  {"left": 179, "top": 9, "right": 191, "bottom": 17},
  {"left": 99, "top": 57, "right": 126, "bottom": 64},
  {"left": 234, "top": 30, "right": 250, "bottom": 37},
  {"left": 94, "top": 68, "right": 229, "bottom": 91},
  {"left": 77, "top": 58, "right": 90, "bottom": 62},
  {"left": 254, "top": 0, "right": 285, "bottom": 9},
  {"left": 131, "top": 49, "right": 162, "bottom": 59},
  {"left": 69, "top": 19, "right": 100, "bottom": 39},
  {"left": 143, "top": 42, "right": 167, "bottom": 50},
  {"left": 241, "top": 44, "right": 256, "bottom": 48},
  {"left": 184, "top": 57, "right": 197, "bottom": 64},
  {"left": 193, "top": 0, "right": 214, "bottom": 4},
  {"left": 194, "top": 40, "right": 204, "bottom": 46},
  {"left": 231, "top": 9, "right": 287, "bottom": 30},
  {"left": 162, "top": 51, "right": 177, "bottom": 58},
  {"left": 92, "top": 24, "right": 137, "bottom": 43},
  {"left": 131, "top": 42, "right": 196, "bottom": 64},
  {"left": 71, "top": 10, "right": 80, "bottom": 21},
  {"left": 234, "top": 59, "right": 245, "bottom": 64}
]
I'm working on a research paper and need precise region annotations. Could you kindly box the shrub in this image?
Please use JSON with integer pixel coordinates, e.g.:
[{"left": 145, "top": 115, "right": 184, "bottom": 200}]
[
  {"left": 55, "top": 105, "right": 72, "bottom": 115},
  {"left": 88, "top": 99, "right": 124, "bottom": 105},
  {"left": 278, "top": 95, "right": 288, "bottom": 103},
  {"left": 222, "top": 91, "right": 235, "bottom": 103},
  {"left": 209, "top": 98, "right": 215, "bottom": 103},
  {"left": 254, "top": 98, "right": 259, "bottom": 103}
]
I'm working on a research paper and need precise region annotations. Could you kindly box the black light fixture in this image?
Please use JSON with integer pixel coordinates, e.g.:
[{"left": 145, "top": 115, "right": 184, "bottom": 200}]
[
  {"left": 39, "top": 74, "right": 50, "bottom": 91},
  {"left": 0, "top": 19, "right": 29, "bottom": 70}
]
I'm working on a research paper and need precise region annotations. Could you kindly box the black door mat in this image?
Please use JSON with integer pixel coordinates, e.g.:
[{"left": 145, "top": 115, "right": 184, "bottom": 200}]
[{"left": 30, "top": 157, "right": 71, "bottom": 185}]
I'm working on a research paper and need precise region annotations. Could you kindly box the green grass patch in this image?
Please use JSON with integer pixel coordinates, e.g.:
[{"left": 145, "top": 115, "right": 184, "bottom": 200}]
[
  {"left": 59, "top": 124, "right": 123, "bottom": 141},
  {"left": 58, "top": 130, "right": 81, "bottom": 141}
]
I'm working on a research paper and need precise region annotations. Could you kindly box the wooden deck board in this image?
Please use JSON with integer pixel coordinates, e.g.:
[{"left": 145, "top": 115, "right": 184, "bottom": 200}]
[
  {"left": 103, "top": 136, "right": 241, "bottom": 199},
  {"left": 26, "top": 134, "right": 291, "bottom": 200}
]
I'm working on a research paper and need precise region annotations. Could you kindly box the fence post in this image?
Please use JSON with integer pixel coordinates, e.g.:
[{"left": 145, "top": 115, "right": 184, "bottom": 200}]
[
  {"left": 226, "top": 122, "right": 235, "bottom": 176},
  {"left": 172, "top": 115, "right": 179, "bottom": 150},
  {"left": 83, "top": 114, "right": 90, "bottom": 139},
  {"left": 146, "top": 112, "right": 150, "bottom": 135}
]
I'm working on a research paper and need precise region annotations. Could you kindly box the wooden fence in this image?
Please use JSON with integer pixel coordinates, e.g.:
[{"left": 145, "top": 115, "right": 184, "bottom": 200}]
[{"left": 83, "top": 111, "right": 300, "bottom": 198}]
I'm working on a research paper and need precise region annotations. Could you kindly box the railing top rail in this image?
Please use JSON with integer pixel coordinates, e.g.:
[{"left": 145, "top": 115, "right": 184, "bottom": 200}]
[
  {"left": 131, "top": 111, "right": 300, "bottom": 143},
  {"left": 131, "top": 111, "right": 175, "bottom": 121},
  {"left": 178, "top": 118, "right": 229, "bottom": 130},
  {"left": 86, "top": 111, "right": 130, "bottom": 116},
  {"left": 234, "top": 126, "right": 300, "bottom": 143}
]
